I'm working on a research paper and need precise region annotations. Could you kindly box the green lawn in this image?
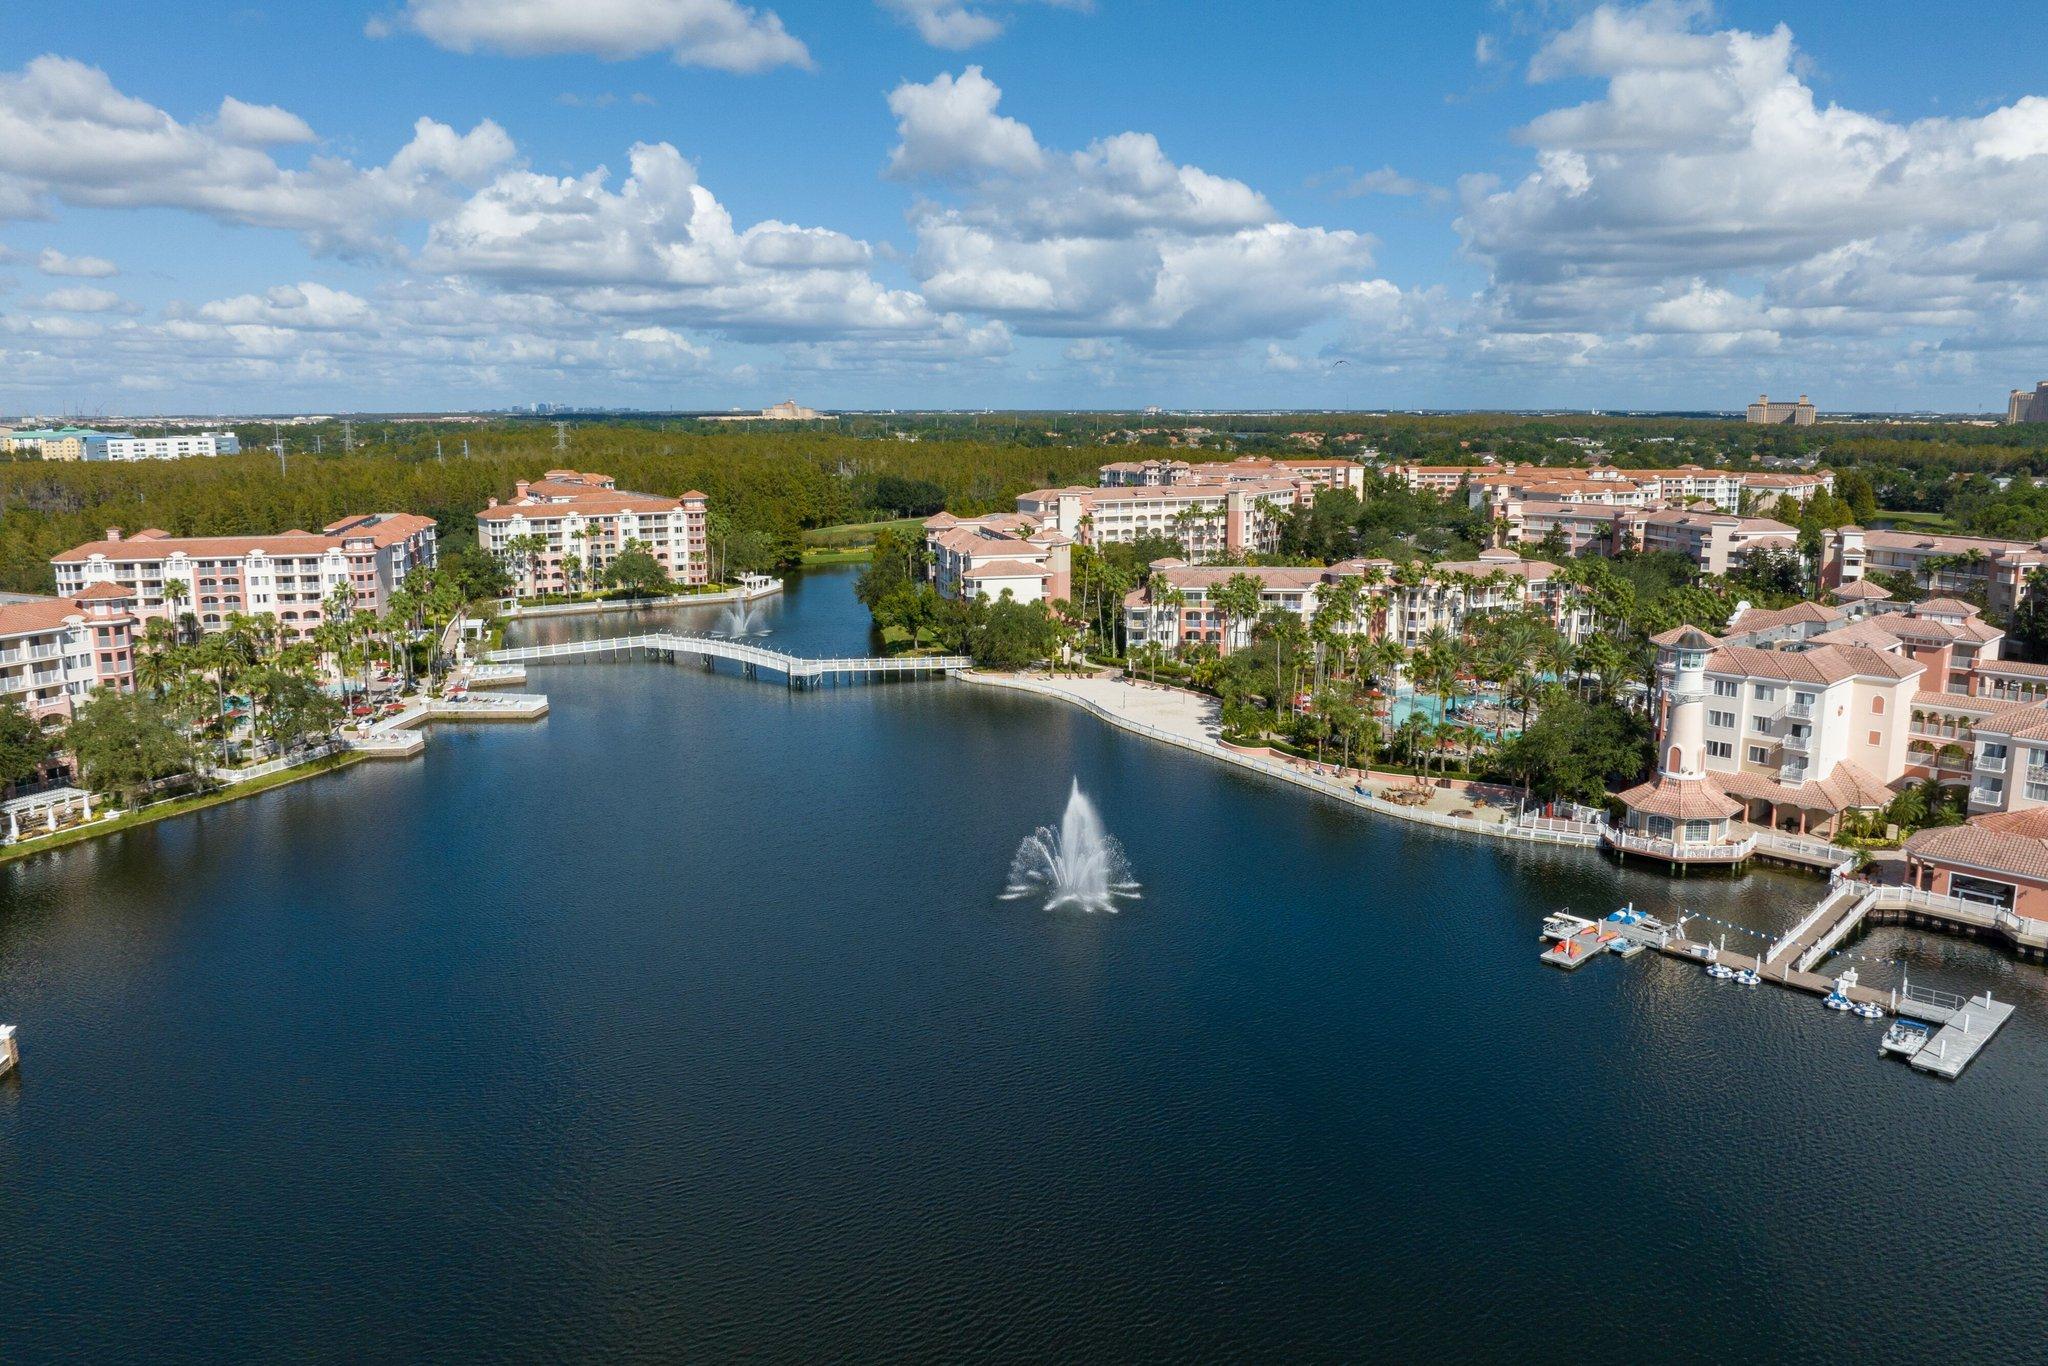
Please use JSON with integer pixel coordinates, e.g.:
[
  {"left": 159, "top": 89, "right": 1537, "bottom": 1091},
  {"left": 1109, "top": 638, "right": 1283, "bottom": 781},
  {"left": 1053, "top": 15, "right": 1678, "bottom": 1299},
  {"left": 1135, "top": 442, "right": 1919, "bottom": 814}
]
[
  {"left": 1872, "top": 508, "right": 1961, "bottom": 533},
  {"left": 0, "top": 751, "right": 366, "bottom": 866},
  {"left": 802, "top": 517, "right": 927, "bottom": 548}
]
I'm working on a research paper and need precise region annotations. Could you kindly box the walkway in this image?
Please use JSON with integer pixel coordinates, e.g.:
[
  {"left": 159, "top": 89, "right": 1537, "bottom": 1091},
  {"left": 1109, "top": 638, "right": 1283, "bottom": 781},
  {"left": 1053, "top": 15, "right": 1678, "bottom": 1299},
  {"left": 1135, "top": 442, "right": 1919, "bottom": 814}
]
[
  {"left": 487, "top": 633, "right": 970, "bottom": 686},
  {"left": 963, "top": 672, "right": 1601, "bottom": 849}
]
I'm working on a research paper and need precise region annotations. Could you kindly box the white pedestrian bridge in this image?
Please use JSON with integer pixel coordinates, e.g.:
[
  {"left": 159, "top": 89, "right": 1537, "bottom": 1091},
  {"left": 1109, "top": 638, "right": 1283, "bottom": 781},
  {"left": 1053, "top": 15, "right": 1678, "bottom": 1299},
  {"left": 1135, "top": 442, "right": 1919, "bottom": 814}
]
[{"left": 485, "top": 632, "right": 971, "bottom": 688}]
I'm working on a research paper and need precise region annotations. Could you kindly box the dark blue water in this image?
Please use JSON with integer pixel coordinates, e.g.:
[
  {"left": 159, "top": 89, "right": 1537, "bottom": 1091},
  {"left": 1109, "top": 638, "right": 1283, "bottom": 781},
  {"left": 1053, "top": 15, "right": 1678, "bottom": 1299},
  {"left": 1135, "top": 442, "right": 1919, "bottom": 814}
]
[{"left": 4, "top": 566, "right": 2047, "bottom": 1362}]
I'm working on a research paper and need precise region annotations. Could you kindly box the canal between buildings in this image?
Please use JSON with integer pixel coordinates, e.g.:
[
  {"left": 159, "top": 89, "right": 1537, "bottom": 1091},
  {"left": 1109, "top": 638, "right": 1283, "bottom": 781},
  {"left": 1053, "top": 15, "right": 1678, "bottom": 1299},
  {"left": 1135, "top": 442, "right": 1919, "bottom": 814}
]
[{"left": 4, "top": 566, "right": 2047, "bottom": 1361}]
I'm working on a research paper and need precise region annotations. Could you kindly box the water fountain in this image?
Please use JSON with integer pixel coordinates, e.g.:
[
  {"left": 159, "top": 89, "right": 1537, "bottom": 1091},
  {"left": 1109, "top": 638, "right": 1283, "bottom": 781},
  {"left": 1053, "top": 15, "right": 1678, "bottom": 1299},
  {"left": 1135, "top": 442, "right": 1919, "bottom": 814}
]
[
  {"left": 1002, "top": 780, "right": 1141, "bottom": 913},
  {"left": 718, "top": 596, "right": 769, "bottom": 638}
]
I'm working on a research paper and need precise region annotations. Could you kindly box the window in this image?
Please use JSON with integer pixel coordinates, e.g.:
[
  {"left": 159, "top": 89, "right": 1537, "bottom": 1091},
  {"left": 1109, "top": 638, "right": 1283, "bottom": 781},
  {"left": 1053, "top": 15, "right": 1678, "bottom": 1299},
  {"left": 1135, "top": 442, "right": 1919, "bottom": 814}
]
[
  {"left": 1706, "top": 741, "right": 1733, "bottom": 759},
  {"left": 1708, "top": 710, "right": 1735, "bottom": 729},
  {"left": 1869, "top": 731, "right": 1882, "bottom": 746},
  {"left": 1751, "top": 715, "right": 1771, "bottom": 734},
  {"left": 1871, "top": 696, "right": 1885, "bottom": 714},
  {"left": 1795, "top": 691, "right": 1816, "bottom": 707},
  {"left": 1749, "top": 745, "right": 1771, "bottom": 764},
  {"left": 1753, "top": 684, "right": 1777, "bottom": 701},
  {"left": 1712, "top": 679, "right": 1738, "bottom": 697}
]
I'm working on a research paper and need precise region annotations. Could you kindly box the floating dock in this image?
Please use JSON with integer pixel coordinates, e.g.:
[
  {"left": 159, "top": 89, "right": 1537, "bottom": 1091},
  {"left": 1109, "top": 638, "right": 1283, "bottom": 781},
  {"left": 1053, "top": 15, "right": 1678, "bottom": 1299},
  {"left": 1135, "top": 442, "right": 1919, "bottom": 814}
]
[
  {"left": 1908, "top": 994, "right": 2016, "bottom": 1080},
  {"left": 1540, "top": 925, "right": 1612, "bottom": 969},
  {"left": 0, "top": 1024, "right": 16, "bottom": 1079},
  {"left": 1542, "top": 883, "right": 2024, "bottom": 1080}
]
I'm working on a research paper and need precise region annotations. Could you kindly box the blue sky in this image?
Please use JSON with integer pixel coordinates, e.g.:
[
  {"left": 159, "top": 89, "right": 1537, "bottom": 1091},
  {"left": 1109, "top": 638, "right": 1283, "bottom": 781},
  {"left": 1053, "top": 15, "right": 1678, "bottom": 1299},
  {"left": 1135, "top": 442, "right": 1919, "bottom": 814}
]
[{"left": 4, "top": 0, "right": 2047, "bottom": 414}]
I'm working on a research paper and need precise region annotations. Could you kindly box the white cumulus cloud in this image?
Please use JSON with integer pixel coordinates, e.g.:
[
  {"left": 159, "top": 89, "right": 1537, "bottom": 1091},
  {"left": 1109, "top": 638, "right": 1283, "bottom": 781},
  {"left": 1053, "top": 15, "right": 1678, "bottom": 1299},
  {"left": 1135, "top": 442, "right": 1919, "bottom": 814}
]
[
  {"left": 380, "top": 0, "right": 812, "bottom": 73},
  {"left": 37, "top": 247, "right": 117, "bottom": 277},
  {"left": 878, "top": 0, "right": 1088, "bottom": 51}
]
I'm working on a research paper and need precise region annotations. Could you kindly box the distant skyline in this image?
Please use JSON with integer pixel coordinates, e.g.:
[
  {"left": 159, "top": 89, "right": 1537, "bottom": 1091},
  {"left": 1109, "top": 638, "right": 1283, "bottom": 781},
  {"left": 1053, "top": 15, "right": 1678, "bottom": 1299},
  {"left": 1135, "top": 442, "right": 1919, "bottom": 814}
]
[{"left": 4, "top": 1, "right": 2048, "bottom": 414}]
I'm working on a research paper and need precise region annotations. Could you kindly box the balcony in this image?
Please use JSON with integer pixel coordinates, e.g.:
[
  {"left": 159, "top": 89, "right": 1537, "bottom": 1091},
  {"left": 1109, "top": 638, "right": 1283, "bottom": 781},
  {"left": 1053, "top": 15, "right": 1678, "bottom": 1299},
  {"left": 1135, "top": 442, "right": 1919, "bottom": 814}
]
[
  {"left": 1787, "top": 701, "right": 1814, "bottom": 720},
  {"left": 1779, "top": 762, "right": 1810, "bottom": 787},
  {"left": 1971, "top": 785, "right": 2003, "bottom": 808},
  {"left": 1977, "top": 754, "right": 2009, "bottom": 774},
  {"left": 1782, "top": 732, "right": 1811, "bottom": 754},
  {"left": 2029, "top": 764, "right": 2048, "bottom": 786}
]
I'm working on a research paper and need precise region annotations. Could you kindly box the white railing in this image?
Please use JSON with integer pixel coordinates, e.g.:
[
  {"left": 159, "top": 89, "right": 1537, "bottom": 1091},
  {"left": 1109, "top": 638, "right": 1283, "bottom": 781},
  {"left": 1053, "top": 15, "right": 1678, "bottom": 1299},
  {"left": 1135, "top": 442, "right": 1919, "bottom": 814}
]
[
  {"left": 1977, "top": 754, "right": 2009, "bottom": 773},
  {"left": 1752, "top": 830, "right": 1855, "bottom": 868},
  {"left": 1795, "top": 885, "right": 1881, "bottom": 973},
  {"left": 1765, "top": 878, "right": 1862, "bottom": 966},
  {"left": 1782, "top": 732, "right": 1811, "bottom": 754},
  {"left": 1601, "top": 828, "right": 1758, "bottom": 862},
  {"left": 1787, "top": 702, "right": 1814, "bottom": 720},
  {"left": 203, "top": 739, "right": 346, "bottom": 784},
  {"left": 1970, "top": 785, "right": 2002, "bottom": 807},
  {"left": 487, "top": 632, "right": 971, "bottom": 680},
  {"left": 1874, "top": 886, "right": 2048, "bottom": 944}
]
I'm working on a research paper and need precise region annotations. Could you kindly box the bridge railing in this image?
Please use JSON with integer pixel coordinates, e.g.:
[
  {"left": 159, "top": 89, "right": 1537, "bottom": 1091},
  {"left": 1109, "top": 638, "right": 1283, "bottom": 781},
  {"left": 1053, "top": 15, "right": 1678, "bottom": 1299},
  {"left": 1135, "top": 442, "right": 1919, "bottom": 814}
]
[{"left": 485, "top": 633, "right": 970, "bottom": 677}]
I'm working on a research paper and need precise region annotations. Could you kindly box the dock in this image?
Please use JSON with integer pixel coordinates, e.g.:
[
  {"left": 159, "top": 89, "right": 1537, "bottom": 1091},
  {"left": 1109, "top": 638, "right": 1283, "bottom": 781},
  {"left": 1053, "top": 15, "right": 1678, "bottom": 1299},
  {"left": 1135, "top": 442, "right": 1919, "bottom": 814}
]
[
  {"left": 1540, "top": 924, "right": 1614, "bottom": 969},
  {"left": 1544, "top": 879, "right": 2026, "bottom": 1080},
  {"left": 1, "top": 1024, "right": 16, "bottom": 1079},
  {"left": 1909, "top": 994, "right": 2016, "bottom": 1080}
]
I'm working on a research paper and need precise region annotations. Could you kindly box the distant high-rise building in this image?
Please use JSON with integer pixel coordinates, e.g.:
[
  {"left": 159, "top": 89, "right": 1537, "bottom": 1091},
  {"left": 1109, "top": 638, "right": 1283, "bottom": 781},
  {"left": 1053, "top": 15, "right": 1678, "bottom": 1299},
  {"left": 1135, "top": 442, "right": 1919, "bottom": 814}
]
[
  {"left": 1746, "top": 393, "right": 1816, "bottom": 426},
  {"left": 2006, "top": 382, "right": 2048, "bottom": 425}
]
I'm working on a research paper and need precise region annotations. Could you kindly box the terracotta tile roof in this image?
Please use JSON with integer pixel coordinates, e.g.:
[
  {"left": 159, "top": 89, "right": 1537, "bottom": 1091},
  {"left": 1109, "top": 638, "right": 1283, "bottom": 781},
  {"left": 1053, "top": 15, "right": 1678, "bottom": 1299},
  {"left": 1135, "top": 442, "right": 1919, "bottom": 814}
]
[
  {"left": 0, "top": 585, "right": 132, "bottom": 637},
  {"left": 1716, "top": 761, "right": 1893, "bottom": 813},
  {"left": 1158, "top": 566, "right": 1326, "bottom": 591},
  {"left": 1616, "top": 776, "right": 1742, "bottom": 820},
  {"left": 961, "top": 559, "right": 1051, "bottom": 579},
  {"left": 1912, "top": 597, "right": 1980, "bottom": 617},
  {"left": 1726, "top": 601, "right": 1842, "bottom": 635},
  {"left": 1977, "top": 659, "right": 2048, "bottom": 678},
  {"left": 1651, "top": 625, "right": 1721, "bottom": 648},
  {"left": 1807, "top": 618, "right": 1906, "bottom": 650},
  {"left": 1906, "top": 810, "right": 2048, "bottom": 883},
  {"left": 478, "top": 491, "right": 692, "bottom": 521},
  {"left": 1707, "top": 643, "right": 1924, "bottom": 685},
  {"left": 1829, "top": 579, "right": 1892, "bottom": 601}
]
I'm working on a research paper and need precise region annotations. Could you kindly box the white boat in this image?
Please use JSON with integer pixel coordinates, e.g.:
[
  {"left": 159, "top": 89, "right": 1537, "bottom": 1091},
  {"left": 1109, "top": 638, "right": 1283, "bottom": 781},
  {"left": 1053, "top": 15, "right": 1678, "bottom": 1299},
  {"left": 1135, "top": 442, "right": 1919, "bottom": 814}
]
[
  {"left": 1733, "top": 966, "right": 1761, "bottom": 986},
  {"left": 1881, "top": 1020, "right": 1930, "bottom": 1057},
  {"left": 1706, "top": 962, "right": 1738, "bottom": 980},
  {"left": 1852, "top": 1001, "right": 1885, "bottom": 1020},
  {"left": 1823, "top": 991, "right": 1852, "bottom": 1011},
  {"left": 1541, "top": 911, "right": 1595, "bottom": 942}
]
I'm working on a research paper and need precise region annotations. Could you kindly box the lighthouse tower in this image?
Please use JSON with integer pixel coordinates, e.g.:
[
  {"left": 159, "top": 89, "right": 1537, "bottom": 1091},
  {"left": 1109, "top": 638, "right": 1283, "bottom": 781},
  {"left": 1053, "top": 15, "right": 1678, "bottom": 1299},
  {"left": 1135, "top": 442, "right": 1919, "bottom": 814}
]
[
  {"left": 1615, "top": 625, "right": 1741, "bottom": 854},
  {"left": 1655, "top": 628, "right": 1714, "bottom": 781}
]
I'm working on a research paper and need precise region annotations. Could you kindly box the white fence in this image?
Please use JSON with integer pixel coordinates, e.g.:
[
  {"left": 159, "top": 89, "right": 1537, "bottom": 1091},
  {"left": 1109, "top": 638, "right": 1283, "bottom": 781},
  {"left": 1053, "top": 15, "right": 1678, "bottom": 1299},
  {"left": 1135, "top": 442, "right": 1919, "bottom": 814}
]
[
  {"left": 1602, "top": 828, "right": 1759, "bottom": 863},
  {"left": 487, "top": 632, "right": 970, "bottom": 682}
]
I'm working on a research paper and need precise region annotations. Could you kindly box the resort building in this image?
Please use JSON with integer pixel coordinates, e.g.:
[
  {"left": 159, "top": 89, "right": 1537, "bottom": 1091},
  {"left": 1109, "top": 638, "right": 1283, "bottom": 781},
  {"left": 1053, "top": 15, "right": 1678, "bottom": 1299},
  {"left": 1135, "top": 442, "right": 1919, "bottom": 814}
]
[
  {"left": 1617, "top": 587, "right": 2048, "bottom": 850},
  {"left": 1097, "top": 456, "right": 1366, "bottom": 496},
  {"left": 923, "top": 512, "right": 1073, "bottom": 606},
  {"left": 2006, "top": 382, "right": 2048, "bottom": 425},
  {"left": 51, "top": 515, "right": 439, "bottom": 639},
  {"left": 1015, "top": 481, "right": 1303, "bottom": 561},
  {"left": 1633, "top": 509, "right": 1800, "bottom": 576},
  {"left": 477, "top": 471, "right": 708, "bottom": 593},
  {"left": 1474, "top": 464, "right": 1831, "bottom": 519},
  {"left": 1820, "top": 526, "right": 2048, "bottom": 617},
  {"left": 1494, "top": 500, "right": 1798, "bottom": 575},
  {"left": 1120, "top": 550, "right": 1593, "bottom": 656},
  {"left": 1746, "top": 393, "right": 1817, "bottom": 425},
  {"left": 97, "top": 432, "right": 241, "bottom": 460},
  {"left": 0, "top": 583, "right": 141, "bottom": 726}
]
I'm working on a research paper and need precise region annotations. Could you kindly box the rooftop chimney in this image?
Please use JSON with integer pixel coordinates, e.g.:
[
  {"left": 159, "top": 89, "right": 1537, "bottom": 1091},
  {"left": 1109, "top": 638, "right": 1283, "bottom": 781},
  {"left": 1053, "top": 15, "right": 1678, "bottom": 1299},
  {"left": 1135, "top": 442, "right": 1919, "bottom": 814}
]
[
  {"left": 105, "top": 527, "right": 122, "bottom": 543},
  {"left": 514, "top": 481, "right": 531, "bottom": 500}
]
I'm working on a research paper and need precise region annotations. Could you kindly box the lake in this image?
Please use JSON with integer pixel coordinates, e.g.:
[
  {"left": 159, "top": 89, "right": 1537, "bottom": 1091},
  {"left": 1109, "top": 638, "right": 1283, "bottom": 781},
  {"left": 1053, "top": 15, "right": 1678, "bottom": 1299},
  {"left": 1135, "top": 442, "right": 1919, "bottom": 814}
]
[{"left": 4, "top": 566, "right": 2047, "bottom": 1362}]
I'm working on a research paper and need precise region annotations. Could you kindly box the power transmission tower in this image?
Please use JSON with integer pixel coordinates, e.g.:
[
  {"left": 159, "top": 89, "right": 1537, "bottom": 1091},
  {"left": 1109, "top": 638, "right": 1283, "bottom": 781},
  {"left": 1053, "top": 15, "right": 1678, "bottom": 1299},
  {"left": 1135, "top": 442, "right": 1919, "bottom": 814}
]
[
  {"left": 554, "top": 421, "right": 569, "bottom": 453},
  {"left": 342, "top": 420, "right": 354, "bottom": 453}
]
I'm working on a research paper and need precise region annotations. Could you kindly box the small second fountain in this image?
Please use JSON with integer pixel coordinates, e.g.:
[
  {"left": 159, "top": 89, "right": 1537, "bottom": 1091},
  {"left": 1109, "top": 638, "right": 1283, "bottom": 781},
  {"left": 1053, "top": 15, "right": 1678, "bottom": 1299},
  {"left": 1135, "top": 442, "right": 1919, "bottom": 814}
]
[{"left": 1002, "top": 780, "right": 1141, "bottom": 913}]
